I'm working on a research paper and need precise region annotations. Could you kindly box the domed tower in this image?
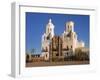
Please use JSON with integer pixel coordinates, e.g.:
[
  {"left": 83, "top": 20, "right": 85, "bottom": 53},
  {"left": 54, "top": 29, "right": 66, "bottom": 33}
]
[
  {"left": 46, "top": 19, "right": 55, "bottom": 40},
  {"left": 66, "top": 21, "right": 74, "bottom": 32},
  {"left": 41, "top": 19, "right": 55, "bottom": 61}
]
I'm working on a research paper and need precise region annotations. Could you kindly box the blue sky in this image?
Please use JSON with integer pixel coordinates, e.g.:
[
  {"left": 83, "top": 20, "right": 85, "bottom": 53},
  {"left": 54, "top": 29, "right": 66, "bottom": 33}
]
[{"left": 26, "top": 12, "right": 89, "bottom": 54}]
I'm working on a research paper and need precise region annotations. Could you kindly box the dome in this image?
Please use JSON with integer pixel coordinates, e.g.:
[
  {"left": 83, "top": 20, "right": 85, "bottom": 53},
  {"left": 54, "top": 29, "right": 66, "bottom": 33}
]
[
  {"left": 66, "top": 21, "right": 74, "bottom": 27},
  {"left": 46, "top": 19, "right": 54, "bottom": 29}
]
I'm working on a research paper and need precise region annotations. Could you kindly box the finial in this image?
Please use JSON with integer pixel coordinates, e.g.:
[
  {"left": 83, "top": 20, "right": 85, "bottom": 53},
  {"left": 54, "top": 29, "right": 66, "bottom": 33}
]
[{"left": 49, "top": 18, "right": 52, "bottom": 23}]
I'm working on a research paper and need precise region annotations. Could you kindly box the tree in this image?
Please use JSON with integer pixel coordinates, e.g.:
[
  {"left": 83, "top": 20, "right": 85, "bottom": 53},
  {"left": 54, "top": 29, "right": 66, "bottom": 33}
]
[{"left": 75, "top": 48, "right": 89, "bottom": 61}]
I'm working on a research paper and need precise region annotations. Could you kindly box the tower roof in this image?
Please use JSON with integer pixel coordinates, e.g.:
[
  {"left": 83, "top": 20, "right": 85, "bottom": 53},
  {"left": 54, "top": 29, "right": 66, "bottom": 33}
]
[
  {"left": 66, "top": 21, "right": 74, "bottom": 27},
  {"left": 46, "top": 19, "right": 54, "bottom": 28}
]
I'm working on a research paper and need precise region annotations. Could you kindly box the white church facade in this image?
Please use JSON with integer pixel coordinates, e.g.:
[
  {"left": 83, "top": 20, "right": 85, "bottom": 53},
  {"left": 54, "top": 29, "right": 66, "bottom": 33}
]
[{"left": 41, "top": 19, "right": 85, "bottom": 61}]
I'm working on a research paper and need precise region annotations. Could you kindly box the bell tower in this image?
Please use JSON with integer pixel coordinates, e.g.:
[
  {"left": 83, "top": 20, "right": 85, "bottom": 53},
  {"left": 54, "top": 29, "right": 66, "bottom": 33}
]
[{"left": 46, "top": 19, "right": 55, "bottom": 39}]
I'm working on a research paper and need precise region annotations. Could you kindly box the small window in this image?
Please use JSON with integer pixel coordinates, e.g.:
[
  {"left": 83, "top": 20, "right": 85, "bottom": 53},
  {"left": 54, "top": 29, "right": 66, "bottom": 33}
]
[
  {"left": 48, "top": 28, "right": 49, "bottom": 32},
  {"left": 71, "top": 45, "right": 72, "bottom": 48}
]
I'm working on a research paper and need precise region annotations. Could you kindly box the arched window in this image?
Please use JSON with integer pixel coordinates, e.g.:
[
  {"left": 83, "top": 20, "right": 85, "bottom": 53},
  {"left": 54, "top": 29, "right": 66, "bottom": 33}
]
[
  {"left": 68, "top": 25, "right": 69, "bottom": 29},
  {"left": 46, "top": 47, "right": 48, "bottom": 52},
  {"left": 67, "top": 46, "right": 69, "bottom": 50},
  {"left": 50, "top": 28, "right": 52, "bottom": 32},
  {"left": 67, "top": 52, "right": 68, "bottom": 55}
]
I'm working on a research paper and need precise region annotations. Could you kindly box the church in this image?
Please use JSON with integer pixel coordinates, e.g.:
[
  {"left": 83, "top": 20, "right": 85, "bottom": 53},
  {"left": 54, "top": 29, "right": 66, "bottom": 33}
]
[{"left": 41, "top": 19, "right": 85, "bottom": 61}]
